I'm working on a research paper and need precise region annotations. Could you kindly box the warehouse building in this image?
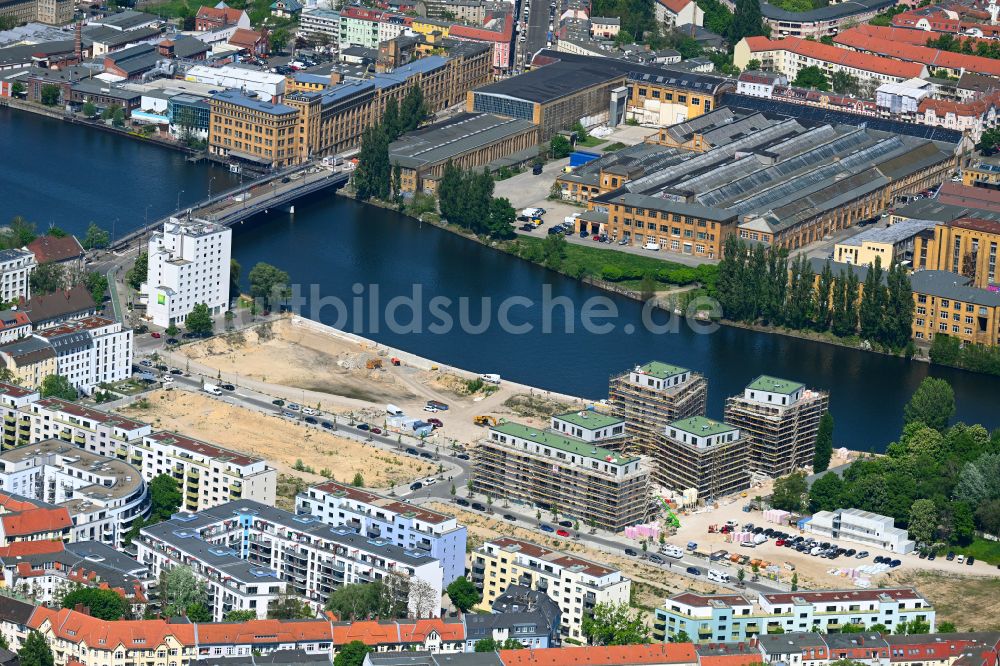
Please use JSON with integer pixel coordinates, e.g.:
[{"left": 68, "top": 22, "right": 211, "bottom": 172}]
[{"left": 389, "top": 112, "right": 538, "bottom": 194}]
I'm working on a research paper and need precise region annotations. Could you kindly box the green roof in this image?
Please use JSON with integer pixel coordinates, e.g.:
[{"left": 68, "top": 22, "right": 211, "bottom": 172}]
[
  {"left": 490, "top": 421, "right": 638, "bottom": 465},
  {"left": 635, "top": 361, "right": 689, "bottom": 379},
  {"left": 669, "top": 416, "right": 736, "bottom": 437},
  {"left": 554, "top": 410, "right": 624, "bottom": 430},
  {"left": 746, "top": 375, "right": 804, "bottom": 395}
]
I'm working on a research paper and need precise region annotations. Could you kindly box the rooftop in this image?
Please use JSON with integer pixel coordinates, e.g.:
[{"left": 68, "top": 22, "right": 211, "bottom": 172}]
[
  {"left": 668, "top": 416, "right": 736, "bottom": 438},
  {"left": 910, "top": 270, "right": 1000, "bottom": 308},
  {"left": 485, "top": 536, "right": 620, "bottom": 579},
  {"left": 389, "top": 112, "right": 536, "bottom": 170},
  {"left": 211, "top": 89, "right": 297, "bottom": 115},
  {"left": 552, "top": 410, "right": 623, "bottom": 430},
  {"left": 634, "top": 360, "right": 689, "bottom": 379},
  {"left": 490, "top": 421, "right": 638, "bottom": 465},
  {"left": 746, "top": 375, "right": 803, "bottom": 394},
  {"left": 498, "top": 644, "right": 697, "bottom": 666},
  {"left": 145, "top": 431, "right": 265, "bottom": 468},
  {"left": 837, "top": 218, "right": 938, "bottom": 246},
  {"left": 308, "top": 480, "right": 455, "bottom": 525}
]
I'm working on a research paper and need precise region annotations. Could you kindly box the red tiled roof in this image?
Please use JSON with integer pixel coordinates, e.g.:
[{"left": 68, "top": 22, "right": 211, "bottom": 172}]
[
  {"left": 0, "top": 541, "right": 65, "bottom": 557},
  {"left": 196, "top": 4, "right": 245, "bottom": 23},
  {"left": 196, "top": 619, "right": 335, "bottom": 644},
  {"left": 0, "top": 382, "right": 37, "bottom": 399},
  {"left": 449, "top": 12, "right": 513, "bottom": 42},
  {"left": 919, "top": 93, "right": 998, "bottom": 119},
  {"left": 27, "top": 235, "right": 84, "bottom": 264},
  {"left": 34, "top": 397, "right": 148, "bottom": 432},
  {"left": 0, "top": 493, "right": 72, "bottom": 538},
  {"left": 229, "top": 28, "right": 265, "bottom": 48},
  {"left": 146, "top": 431, "right": 263, "bottom": 467},
  {"left": 697, "top": 655, "right": 763, "bottom": 666},
  {"left": 500, "top": 644, "right": 698, "bottom": 666},
  {"left": 834, "top": 29, "right": 1000, "bottom": 76},
  {"left": 949, "top": 217, "right": 1000, "bottom": 234},
  {"left": 742, "top": 36, "right": 926, "bottom": 79},
  {"left": 0, "top": 311, "right": 30, "bottom": 330},
  {"left": 657, "top": 0, "right": 693, "bottom": 15}
]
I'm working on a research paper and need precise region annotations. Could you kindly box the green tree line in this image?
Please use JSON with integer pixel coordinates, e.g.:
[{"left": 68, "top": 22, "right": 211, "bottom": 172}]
[
  {"left": 716, "top": 237, "right": 915, "bottom": 352},
  {"left": 437, "top": 161, "right": 516, "bottom": 239}
]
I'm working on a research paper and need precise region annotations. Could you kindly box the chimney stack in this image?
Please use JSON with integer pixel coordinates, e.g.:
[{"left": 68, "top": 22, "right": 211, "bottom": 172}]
[{"left": 74, "top": 21, "right": 82, "bottom": 62}]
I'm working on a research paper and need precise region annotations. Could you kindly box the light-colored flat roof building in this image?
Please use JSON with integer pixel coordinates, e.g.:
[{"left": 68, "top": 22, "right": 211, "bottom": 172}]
[{"left": 806, "top": 508, "right": 915, "bottom": 554}]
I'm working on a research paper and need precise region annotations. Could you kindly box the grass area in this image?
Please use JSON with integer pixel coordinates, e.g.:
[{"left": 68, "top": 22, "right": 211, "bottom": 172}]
[
  {"left": 952, "top": 537, "right": 1000, "bottom": 564},
  {"left": 602, "top": 142, "right": 628, "bottom": 151},
  {"left": 143, "top": 0, "right": 193, "bottom": 17},
  {"left": 104, "top": 379, "right": 149, "bottom": 396},
  {"left": 576, "top": 135, "right": 605, "bottom": 148},
  {"left": 507, "top": 236, "right": 718, "bottom": 293},
  {"left": 894, "top": 571, "right": 1000, "bottom": 631}
]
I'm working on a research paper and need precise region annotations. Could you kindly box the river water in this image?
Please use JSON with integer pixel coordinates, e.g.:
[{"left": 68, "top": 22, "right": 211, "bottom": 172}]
[{"left": 3, "top": 107, "right": 998, "bottom": 449}]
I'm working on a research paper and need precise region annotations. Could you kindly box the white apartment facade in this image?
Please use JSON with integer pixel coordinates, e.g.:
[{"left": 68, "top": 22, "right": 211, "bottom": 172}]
[
  {"left": 806, "top": 508, "right": 916, "bottom": 554},
  {"left": 145, "top": 217, "right": 232, "bottom": 329},
  {"left": 0, "top": 249, "right": 36, "bottom": 304},
  {"left": 25, "top": 397, "right": 153, "bottom": 456},
  {"left": 34, "top": 316, "right": 133, "bottom": 394},
  {"left": 298, "top": 8, "right": 340, "bottom": 40},
  {"left": 296, "top": 480, "right": 467, "bottom": 585},
  {"left": 137, "top": 500, "right": 445, "bottom": 620},
  {"left": 0, "top": 439, "right": 149, "bottom": 548},
  {"left": 471, "top": 537, "right": 631, "bottom": 641}
]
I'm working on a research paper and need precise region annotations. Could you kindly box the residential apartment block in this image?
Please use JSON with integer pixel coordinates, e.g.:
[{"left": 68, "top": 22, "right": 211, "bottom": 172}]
[
  {"left": 0, "top": 440, "right": 148, "bottom": 548},
  {"left": 723, "top": 376, "right": 828, "bottom": 477},
  {"left": 34, "top": 316, "right": 133, "bottom": 394},
  {"left": 22, "top": 398, "right": 275, "bottom": 511},
  {"left": 471, "top": 537, "right": 631, "bottom": 642},
  {"left": 296, "top": 479, "right": 467, "bottom": 584},
  {"left": 0, "top": 492, "right": 72, "bottom": 545},
  {"left": 913, "top": 216, "right": 1000, "bottom": 290},
  {"left": 0, "top": 383, "right": 39, "bottom": 451},
  {"left": 656, "top": 416, "right": 749, "bottom": 500},
  {"left": 608, "top": 361, "right": 708, "bottom": 464},
  {"left": 655, "top": 588, "right": 935, "bottom": 642},
  {"left": 805, "top": 508, "right": 915, "bottom": 554},
  {"left": 473, "top": 421, "right": 650, "bottom": 531},
  {"left": 145, "top": 217, "right": 232, "bottom": 329},
  {"left": 137, "top": 500, "right": 445, "bottom": 620},
  {"left": 0, "top": 249, "right": 36, "bottom": 305}
]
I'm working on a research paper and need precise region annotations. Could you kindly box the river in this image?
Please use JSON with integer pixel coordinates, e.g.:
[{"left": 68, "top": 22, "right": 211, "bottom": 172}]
[{"left": 3, "top": 107, "right": 998, "bottom": 449}]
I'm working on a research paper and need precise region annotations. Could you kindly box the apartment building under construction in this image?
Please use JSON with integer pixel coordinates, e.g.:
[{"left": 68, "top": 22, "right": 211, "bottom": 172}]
[
  {"left": 724, "top": 375, "right": 829, "bottom": 477},
  {"left": 657, "top": 416, "right": 750, "bottom": 500},
  {"left": 473, "top": 421, "right": 650, "bottom": 531},
  {"left": 608, "top": 361, "right": 707, "bottom": 474}
]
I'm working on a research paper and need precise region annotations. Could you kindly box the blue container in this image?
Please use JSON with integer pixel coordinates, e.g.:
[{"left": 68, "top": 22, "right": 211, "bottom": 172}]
[{"left": 569, "top": 151, "right": 600, "bottom": 167}]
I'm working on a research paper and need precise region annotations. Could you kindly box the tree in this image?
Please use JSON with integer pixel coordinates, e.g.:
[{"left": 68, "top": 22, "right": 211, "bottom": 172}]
[
  {"left": 18, "top": 632, "right": 53, "bottom": 666},
  {"left": 324, "top": 580, "right": 408, "bottom": 620},
  {"left": 487, "top": 197, "right": 517, "bottom": 239},
  {"left": 400, "top": 85, "right": 426, "bottom": 132},
  {"left": 82, "top": 100, "right": 97, "bottom": 118},
  {"left": 793, "top": 66, "right": 830, "bottom": 91},
  {"left": 40, "top": 84, "right": 61, "bottom": 106},
  {"left": 355, "top": 123, "right": 391, "bottom": 200},
  {"left": 160, "top": 567, "right": 208, "bottom": 618},
  {"left": 30, "top": 262, "right": 65, "bottom": 296},
  {"left": 149, "top": 474, "right": 182, "bottom": 521},
  {"left": 728, "top": 0, "right": 767, "bottom": 42},
  {"left": 908, "top": 499, "right": 937, "bottom": 544},
  {"left": 185, "top": 602, "right": 212, "bottom": 622},
  {"left": 670, "top": 630, "right": 691, "bottom": 643},
  {"left": 446, "top": 577, "right": 481, "bottom": 612},
  {"left": 475, "top": 638, "right": 525, "bottom": 651},
  {"left": 82, "top": 222, "right": 110, "bottom": 250},
  {"left": 808, "top": 472, "right": 844, "bottom": 513},
  {"left": 40, "top": 374, "right": 77, "bottom": 401},
  {"left": 335, "top": 641, "right": 372, "bottom": 666},
  {"left": 383, "top": 97, "right": 401, "bottom": 140},
  {"left": 11, "top": 81, "right": 25, "bottom": 97},
  {"left": 791, "top": 572, "right": 798, "bottom": 591},
  {"left": 267, "top": 594, "right": 314, "bottom": 619},
  {"left": 859, "top": 256, "right": 886, "bottom": 343},
  {"left": 224, "top": 609, "right": 258, "bottom": 621},
  {"left": 831, "top": 70, "right": 860, "bottom": 95},
  {"left": 127, "top": 252, "right": 148, "bottom": 291},
  {"left": 770, "top": 472, "right": 808, "bottom": 512},
  {"left": 229, "top": 258, "right": 242, "bottom": 300},
  {"left": 62, "top": 588, "right": 129, "bottom": 620},
  {"left": 812, "top": 411, "right": 834, "bottom": 473},
  {"left": 975, "top": 498, "right": 1000, "bottom": 537},
  {"left": 84, "top": 271, "right": 109, "bottom": 303},
  {"left": 550, "top": 135, "right": 572, "bottom": 159},
  {"left": 938, "top": 621, "right": 957, "bottom": 633},
  {"left": 903, "top": 377, "right": 955, "bottom": 432},
  {"left": 581, "top": 602, "right": 650, "bottom": 646},
  {"left": 351, "top": 472, "right": 365, "bottom": 487},
  {"left": 248, "top": 262, "right": 290, "bottom": 311},
  {"left": 185, "top": 302, "right": 214, "bottom": 336}
]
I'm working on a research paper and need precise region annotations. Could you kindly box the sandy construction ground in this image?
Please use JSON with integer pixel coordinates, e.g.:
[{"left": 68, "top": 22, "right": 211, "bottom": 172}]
[
  {"left": 118, "top": 389, "right": 435, "bottom": 486},
  {"left": 173, "top": 317, "right": 590, "bottom": 446}
]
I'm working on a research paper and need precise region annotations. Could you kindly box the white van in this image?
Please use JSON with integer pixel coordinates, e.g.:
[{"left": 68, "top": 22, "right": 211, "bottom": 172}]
[
  {"left": 660, "top": 545, "right": 684, "bottom": 559},
  {"left": 203, "top": 383, "right": 222, "bottom": 396},
  {"left": 387, "top": 404, "right": 404, "bottom": 417},
  {"left": 707, "top": 569, "right": 731, "bottom": 583},
  {"left": 480, "top": 373, "right": 501, "bottom": 385}
]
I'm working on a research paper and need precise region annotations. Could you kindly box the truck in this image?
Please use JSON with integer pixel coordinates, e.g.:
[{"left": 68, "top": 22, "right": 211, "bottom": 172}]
[
  {"left": 707, "top": 569, "right": 731, "bottom": 584},
  {"left": 203, "top": 383, "right": 222, "bottom": 396}
]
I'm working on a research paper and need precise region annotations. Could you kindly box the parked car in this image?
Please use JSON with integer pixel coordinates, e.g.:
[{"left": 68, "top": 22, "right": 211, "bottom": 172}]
[
  {"left": 967, "top": 556, "right": 975, "bottom": 565},
  {"left": 624, "top": 548, "right": 637, "bottom": 556},
  {"left": 287, "top": 403, "right": 301, "bottom": 411},
  {"left": 409, "top": 482, "right": 423, "bottom": 491},
  {"left": 139, "top": 360, "right": 153, "bottom": 367},
  {"left": 272, "top": 399, "right": 285, "bottom": 406},
  {"left": 456, "top": 498, "right": 470, "bottom": 507},
  {"left": 532, "top": 163, "right": 543, "bottom": 175},
  {"left": 686, "top": 566, "right": 701, "bottom": 575},
  {"left": 427, "top": 418, "right": 443, "bottom": 428},
  {"left": 649, "top": 554, "right": 665, "bottom": 564},
  {"left": 456, "top": 453, "right": 470, "bottom": 460},
  {"left": 503, "top": 514, "right": 517, "bottom": 522},
  {"left": 540, "top": 524, "right": 555, "bottom": 533},
  {"left": 304, "top": 416, "right": 318, "bottom": 424},
  {"left": 423, "top": 405, "right": 439, "bottom": 413},
  {"left": 556, "top": 529, "right": 570, "bottom": 537},
  {"left": 321, "top": 421, "right": 333, "bottom": 430},
  {"left": 169, "top": 368, "right": 182, "bottom": 375},
  {"left": 558, "top": 520, "right": 573, "bottom": 528},
  {"left": 472, "top": 502, "right": 486, "bottom": 511},
  {"left": 856, "top": 551, "right": 869, "bottom": 559},
  {"left": 406, "top": 448, "right": 419, "bottom": 455},
  {"left": 302, "top": 407, "right": 317, "bottom": 415},
  {"left": 220, "top": 383, "right": 235, "bottom": 391},
  {"left": 419, "top": 451, "right": 433, "bottom": 459},
  {"left": 166, "top": 338, "right": 178, "bottom": 345},
  {"left": 357, "top": 423, "right": 370, "bottom": 431},
  {"left": 370, "top": 427, "right": 383, "bottom": 434},
  {"left": 151, "top": 332, "right": 161, "bottom": 339},
  {"left": 946, "top": 551, "right": 955, "bottom": 561}
]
